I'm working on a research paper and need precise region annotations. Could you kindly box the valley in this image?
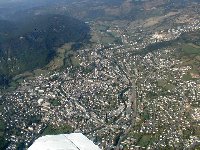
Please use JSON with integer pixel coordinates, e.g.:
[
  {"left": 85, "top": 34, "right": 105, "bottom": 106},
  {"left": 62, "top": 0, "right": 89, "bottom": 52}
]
[{"left": 0, "top": 0, "right": 200, "bottom": 150}]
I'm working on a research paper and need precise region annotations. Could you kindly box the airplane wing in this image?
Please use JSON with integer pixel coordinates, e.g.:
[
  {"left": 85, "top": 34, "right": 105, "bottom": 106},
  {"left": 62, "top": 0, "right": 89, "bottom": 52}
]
[{"left": 28, "top": 133, "right": 101, "bottom": 150}]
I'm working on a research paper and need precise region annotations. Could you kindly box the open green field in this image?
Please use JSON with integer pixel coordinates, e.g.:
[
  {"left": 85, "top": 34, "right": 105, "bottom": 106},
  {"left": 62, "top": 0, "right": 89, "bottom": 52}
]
[
  {"left": 46, "top": 43, "right": 73, "bottom": 70},
  {"left": 176, "top": 43, "right": 200, "bottom": 80},
  {"left": 182, "top": 43, "right": 200, "bottom": 55},
  {"left": 42, "top": 124, "right": 73, "bottom": 136}
]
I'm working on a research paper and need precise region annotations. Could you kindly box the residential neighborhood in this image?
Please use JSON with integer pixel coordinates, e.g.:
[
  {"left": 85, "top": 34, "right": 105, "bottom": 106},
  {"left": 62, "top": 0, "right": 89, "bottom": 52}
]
[{"left": 1, "top": 9, "right": 200, "bottom": 149}]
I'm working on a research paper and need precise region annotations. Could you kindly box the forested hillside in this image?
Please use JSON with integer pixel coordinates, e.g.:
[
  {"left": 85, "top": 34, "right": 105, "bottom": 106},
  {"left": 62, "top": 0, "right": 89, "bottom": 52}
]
[{"left": 0, "top": 14, "right": 90, "bottom": 87}]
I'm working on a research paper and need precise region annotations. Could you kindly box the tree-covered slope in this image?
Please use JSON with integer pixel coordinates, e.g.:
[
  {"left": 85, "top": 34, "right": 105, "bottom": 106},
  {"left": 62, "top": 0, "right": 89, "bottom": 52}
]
[{"left": 0, "top": 14, "right": 90, "bottom": 86}]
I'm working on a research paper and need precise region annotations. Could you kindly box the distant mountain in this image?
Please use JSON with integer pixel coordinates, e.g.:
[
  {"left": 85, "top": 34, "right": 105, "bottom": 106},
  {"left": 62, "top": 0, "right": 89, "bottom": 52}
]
[
  {"left": 0, "top": 0, "right": 73, "bottom": 20},
  {"left": 0, "top": 14, "right": 90, "bottom": 87}
]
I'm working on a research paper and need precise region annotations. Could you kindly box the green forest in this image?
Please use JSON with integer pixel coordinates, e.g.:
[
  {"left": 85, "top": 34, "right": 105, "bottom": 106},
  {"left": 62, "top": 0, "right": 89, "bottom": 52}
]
[{"left": 0, "top": 14, "right": 90, "bottom": 87}]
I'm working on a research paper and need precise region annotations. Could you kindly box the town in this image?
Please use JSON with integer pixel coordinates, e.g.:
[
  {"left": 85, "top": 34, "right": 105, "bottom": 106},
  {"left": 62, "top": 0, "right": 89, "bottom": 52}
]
[{"left": 1, "top": 3, "right": 200, "bottom": 150}]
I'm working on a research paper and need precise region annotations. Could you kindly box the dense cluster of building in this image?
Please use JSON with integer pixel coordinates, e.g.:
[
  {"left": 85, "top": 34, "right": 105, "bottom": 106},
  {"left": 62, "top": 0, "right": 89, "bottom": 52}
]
[{"left": 1, "top": 7, "right": 200, "bottom": 150}]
